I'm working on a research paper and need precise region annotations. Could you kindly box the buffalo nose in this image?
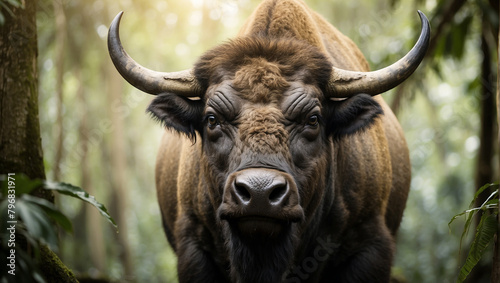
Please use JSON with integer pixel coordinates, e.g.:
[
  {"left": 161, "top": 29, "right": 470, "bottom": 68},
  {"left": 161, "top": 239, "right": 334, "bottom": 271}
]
[
  {"left": 220, "top": 168, "right": 304, "bottom": 223},
  {"left": 233, "top": 170, "right": 289, "bottom": 206}
]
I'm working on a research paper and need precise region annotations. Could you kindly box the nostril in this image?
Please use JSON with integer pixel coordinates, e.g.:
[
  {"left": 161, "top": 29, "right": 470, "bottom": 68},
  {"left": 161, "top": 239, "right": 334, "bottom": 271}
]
[
  {"left": 234, "top": 183, "right": 251, "bottom": 203},
  {"left": 269, "top": 184, "right": 288, "bottom": 204}
]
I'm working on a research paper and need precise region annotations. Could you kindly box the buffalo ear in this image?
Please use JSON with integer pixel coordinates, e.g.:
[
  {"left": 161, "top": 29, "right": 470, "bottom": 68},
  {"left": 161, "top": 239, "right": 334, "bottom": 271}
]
[
  {"left": 147, "top": 93, "right": 204, "bottom": 140},
  {"left": 324, "top": 94, "right": 383, "bottom": 139}
]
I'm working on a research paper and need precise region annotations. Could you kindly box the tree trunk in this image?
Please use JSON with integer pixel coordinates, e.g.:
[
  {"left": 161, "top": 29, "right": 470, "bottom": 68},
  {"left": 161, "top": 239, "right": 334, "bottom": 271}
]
[
  {"left": 0, "top": 1, "right": 77, "bottom": 281},
  {"left": 76, "top": 65, "right": 107, "bottom": 273},
  {"left": 474, "top": 17, "right": 496, "bottom": 219},
  {"left": 466, "top": 15, "right": 496, "bottom": 283},
  {"left": 0, "top": 1, "right": 45, "bottom": 182},
  {"left": 492, "top": 7, "right": 500, "bottom": 282},
  {"left": 52, "top": 0, "right": 67, "bottom": 181},
  {"left": 107, "top": 56, "right": 134, "bottom": 278}
]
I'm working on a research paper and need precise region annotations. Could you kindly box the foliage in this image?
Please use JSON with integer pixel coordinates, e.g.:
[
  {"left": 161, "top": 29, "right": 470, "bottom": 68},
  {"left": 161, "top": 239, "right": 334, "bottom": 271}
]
[
  {"left": 449, "top": 183, "right": 499, "bottom": 283},
  {"left": 43, "top": 180, "right": 117, "bottom": 230},
  {"left": 0, "top": 0, "right": 23, "bottom": 26},
  {"left": 0, "top": 174, "right": 116, "bottom": 283}
]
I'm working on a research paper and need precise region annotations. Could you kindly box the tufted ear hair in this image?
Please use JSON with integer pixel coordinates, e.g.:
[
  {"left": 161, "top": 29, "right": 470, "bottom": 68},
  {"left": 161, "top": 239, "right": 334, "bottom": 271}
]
[
  {"left": 324, "top": 94, "right": 383, "bottom": 139},
  {"left": 147, "top": 93, "right": 205, "bottom": 141}
]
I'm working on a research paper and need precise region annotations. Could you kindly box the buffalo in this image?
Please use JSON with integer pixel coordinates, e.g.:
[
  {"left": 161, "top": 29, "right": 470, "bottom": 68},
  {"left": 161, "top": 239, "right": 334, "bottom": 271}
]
[{"left": 108, "top": 0, "right": 429, "bottom": 282}]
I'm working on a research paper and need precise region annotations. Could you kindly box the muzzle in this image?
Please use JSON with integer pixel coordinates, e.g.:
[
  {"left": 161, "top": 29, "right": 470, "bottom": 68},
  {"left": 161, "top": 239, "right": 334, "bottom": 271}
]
[{"left": 218, "top": 168, "right": 304, "bottom": 238}]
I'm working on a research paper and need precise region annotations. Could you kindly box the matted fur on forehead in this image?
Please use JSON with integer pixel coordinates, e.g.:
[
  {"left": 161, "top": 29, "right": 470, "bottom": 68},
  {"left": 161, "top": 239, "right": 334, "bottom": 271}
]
[
  {"left": 232, "top": 57, "right": 290, "bottom": 103},
  {"left": 194, "top": 36, "right": 333, "bottom": 94}
]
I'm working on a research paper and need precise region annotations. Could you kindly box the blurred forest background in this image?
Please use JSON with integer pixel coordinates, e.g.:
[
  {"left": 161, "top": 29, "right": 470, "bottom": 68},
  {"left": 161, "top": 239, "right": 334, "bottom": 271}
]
[{"left": 4, "top": 0, "right": 499, "bottom": 282}]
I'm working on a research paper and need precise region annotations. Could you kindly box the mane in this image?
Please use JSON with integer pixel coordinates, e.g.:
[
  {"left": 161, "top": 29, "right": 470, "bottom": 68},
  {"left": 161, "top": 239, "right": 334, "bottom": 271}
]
[
  {"left": 194, "top": 36, "right": 332, "bottom": 94},
  {"left": 238, "top": 0, "right": 370, "bottom": 71}
]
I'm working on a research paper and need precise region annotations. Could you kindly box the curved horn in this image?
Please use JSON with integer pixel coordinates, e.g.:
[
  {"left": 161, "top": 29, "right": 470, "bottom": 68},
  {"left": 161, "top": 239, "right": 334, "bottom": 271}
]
[
  {"left": 326, "top": 11, "right": 430, "bottom": 98},
  {"left": 107, "top": 12, "right": 203, "bottom": 97}
]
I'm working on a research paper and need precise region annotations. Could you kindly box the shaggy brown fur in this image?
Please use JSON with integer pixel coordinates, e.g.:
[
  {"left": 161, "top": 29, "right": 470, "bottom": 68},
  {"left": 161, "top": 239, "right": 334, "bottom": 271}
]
[
  {"left": 239, "top": 0, "right": 370, "bottom": 70},
  {"left": 233, "top": 58, "right": 290, "bottom": 103},
  {"left": 195, "top": 36, "right": 333, "bottom": 93},
  {"left": 149, "top": 0, "right": 411, "bottom": 282}
]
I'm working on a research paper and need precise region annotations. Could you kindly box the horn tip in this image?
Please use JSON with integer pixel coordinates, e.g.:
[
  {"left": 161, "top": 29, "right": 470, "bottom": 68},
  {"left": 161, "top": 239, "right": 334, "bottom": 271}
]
[
  {"left": 109, "top": 11, "right": 125, "bottom": 46},
  {"left": 110, "top": 11, "right": 124, "bottom": 29},
  {"left": 416, "top": 10, "right": 429, "bottom": 27}
]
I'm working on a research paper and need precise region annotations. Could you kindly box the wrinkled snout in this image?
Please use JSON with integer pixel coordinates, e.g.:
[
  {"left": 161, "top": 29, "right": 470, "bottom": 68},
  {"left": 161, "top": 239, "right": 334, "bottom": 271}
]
[
  {"left": 219, "top": 168, "right": 304, "bottom": 233},
  {"left": 232, "top": 169, "right": 292, "bottom": 212}
]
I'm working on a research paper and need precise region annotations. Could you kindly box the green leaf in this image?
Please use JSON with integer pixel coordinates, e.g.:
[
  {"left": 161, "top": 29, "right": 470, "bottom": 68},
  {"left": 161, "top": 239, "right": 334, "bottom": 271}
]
[
  {"left": 5, "top": 0, "right": 22, "bottom": 8},
  {"left": 449, "top": 183, "right": 499, "bottom": 259},
  {"left": 0, "top": 174, "right": 43, "bottom": 196},
  {"left": 0, "top": 199, "right": 14, "bottom": 248},
  {"left": 15, "top": 174, "right": 43, "bottom": 195},
  {"left": 457, "top": 213, "right": 497, "bottom": 283},
  {"left": 0, "top": 1, "right": 15, "bottom": 17},
  {"left": 449, "top": 204, "right": 476, "bottom": 256},
  {"left": 450, "top": 15, "right": 472, "bottom": 60},
  {"left": 21, "top": 194, "right": 73, "bottom": 233},
  {"left": 459, "top": 206, "right": 476, "bottom": 256},
  {"left": 15, "top": 247, "right": 47, "bottom": 283},
  {"left": 43, "top": 181, "right": 118, "bottom": 230},
  {"left": 16, "top": 199, "right": 59, "bottom": 251},
  {"left": 470, "top": 183, "right": 498, "bottom": 208},
  {"left": 16, "top": 222, "right": 41, "bottom": 250},
  {"left": 449, "top": 210, "right": 467, "bottom": 228}
]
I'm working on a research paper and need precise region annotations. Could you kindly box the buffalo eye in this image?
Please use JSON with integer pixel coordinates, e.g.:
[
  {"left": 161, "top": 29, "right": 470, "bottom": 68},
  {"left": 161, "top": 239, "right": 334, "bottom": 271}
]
[
  {"left": 307, "top": 115, "right": 319, "bottom": 127},
  {"left": 207, "top": 114, "right": 218, "bottom": 129}
]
